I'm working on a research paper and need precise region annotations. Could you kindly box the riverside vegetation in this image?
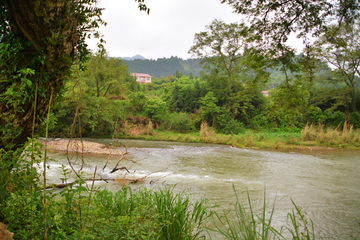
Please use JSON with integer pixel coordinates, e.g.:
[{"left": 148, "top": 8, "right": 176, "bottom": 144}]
[
  {"left": 1, "top": 0, "right": 360, "bottom": 239},
  {"left": 48, "top": 21, "right": 360, "bottom": 149},
  {"left": 0, "top": 142, "right": 318, "bottom": 239},
  {"left": 49, "top": 52, "right": 360, "bottom": 149}
]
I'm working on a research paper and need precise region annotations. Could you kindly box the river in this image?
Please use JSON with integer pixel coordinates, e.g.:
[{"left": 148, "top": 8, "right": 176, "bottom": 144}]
[{"left": 44, "top": 138, "right": 360, "bottom": 239}]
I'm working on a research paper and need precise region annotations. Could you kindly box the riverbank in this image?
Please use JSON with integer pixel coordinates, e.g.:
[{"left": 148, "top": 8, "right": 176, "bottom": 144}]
[
  {"left": 119, "top": 126, "right": 360, "bottom": 150},
  {"left": 46, "top": 139, "right": 125, "bottom": 155},
  {"left": 48, "top": 123, "right": 360, "bottom": 151}
]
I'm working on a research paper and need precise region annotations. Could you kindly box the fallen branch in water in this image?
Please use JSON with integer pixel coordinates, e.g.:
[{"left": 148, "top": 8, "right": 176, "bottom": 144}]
[
  {"left": 109, "top": 166, "right": 130, "bottom": 174},
  {"left": 46, "top": 177, "right": 139, "bottom": 189}
]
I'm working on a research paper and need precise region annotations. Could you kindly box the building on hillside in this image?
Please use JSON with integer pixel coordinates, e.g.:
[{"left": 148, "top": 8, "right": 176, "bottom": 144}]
[
  {"left": 261, "top": 91, "right": 269, "bottom": 96},
  {"left": 132, "top": 73, "right": 152, "bottom": 84}
]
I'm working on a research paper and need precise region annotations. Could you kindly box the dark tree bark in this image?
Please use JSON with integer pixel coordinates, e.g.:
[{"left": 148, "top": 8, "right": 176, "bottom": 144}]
[{"left": 0, "top": 1, "right": 81, "bottom": 153}]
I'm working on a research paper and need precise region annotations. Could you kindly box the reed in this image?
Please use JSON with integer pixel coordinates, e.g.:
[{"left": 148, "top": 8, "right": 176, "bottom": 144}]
[
  {"left": 257, "top": 133, "right": 266, "bottom": 141},
  {"left": 244, "top": 131, "right": 254, "bottom": 147},
  {"left": 209, "top": 185, "right": 316, "bottom": 240},
  {"left": 216, "top": 135, "right": 229, "bottom": 144},
  {"left": 200, "top": 121, "right": 216, "bottom": 137},
  {"left": 297, "top": 121, "right": 360, "bottom": 146},
  {"left": 318, "top": 124, "right": 325, "bottom": 143},
  {"left": 128, "top": 123, "right": 360, "bottom": 149},
  {"left": 281, "top": 199, "right": 315, "bottom": 240},
  {"left": 143, "top": 121, "right": 154, "bottom": 135},
  {"left": 153, "top": 186, "right": 210, "bottom": 239},
  {"left": 273, "top": 136, "right": 281, "bottom": 149},
  {"left": 301, "top": 123, "right": 310, "bottom": 141},
  {"left": 184, "top": 134, "right": 193, "bottom": 142},
  {"left": 301, "top": 123, "right": 318, "bottom": 141},
  {"left": 209, "top": 185, "right": 277, "bottom": 240},
  {"left": 225, "top": 135, "right": 234, "bottom": 144}
]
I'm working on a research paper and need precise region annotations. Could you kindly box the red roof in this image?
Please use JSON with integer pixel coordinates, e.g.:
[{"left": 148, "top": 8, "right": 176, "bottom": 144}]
[{"left": 132, "top": 73, "right": 152, "bottom": 77}]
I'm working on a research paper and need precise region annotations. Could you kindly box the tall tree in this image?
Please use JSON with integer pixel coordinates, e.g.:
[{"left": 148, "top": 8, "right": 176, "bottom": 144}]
[
  {"left": 81, "top": 54, "right": 131, "bottom": 97},
  {"left": 312, "top": 22, "right": 360, "bottom": 112},
  {"left": 189, "top": 19, "right": 269, "bottom": 117},
  {"left": 189, "top": 19, "right": 250, "bottom": 93},
  {"left": 0, "top": 0, "right": 148, "bottom": 154}
]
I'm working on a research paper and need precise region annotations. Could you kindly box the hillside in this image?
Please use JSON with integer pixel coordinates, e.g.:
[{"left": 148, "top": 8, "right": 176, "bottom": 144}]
[
  {"left": 122, "top": 54, "right": 147, "bottom": 61},
  {"left": 123, "top": 56, "right": 201, "bottom": 78},
  {"left": 122, "top": 55, "right": 340, "bottom": 90}
]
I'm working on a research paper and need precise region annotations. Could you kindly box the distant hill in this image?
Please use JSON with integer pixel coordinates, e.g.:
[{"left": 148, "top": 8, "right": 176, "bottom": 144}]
[
  {"left": 123, "top": 56, "right": 201, "bottom": 78},
  {"left": 122, "top": 54, "right": 147, "bottom": 61}
]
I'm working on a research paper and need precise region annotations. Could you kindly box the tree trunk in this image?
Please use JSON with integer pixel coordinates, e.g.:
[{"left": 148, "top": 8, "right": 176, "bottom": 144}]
[{"left": 0, "top": 1, "right": 79, "bottom": 153}]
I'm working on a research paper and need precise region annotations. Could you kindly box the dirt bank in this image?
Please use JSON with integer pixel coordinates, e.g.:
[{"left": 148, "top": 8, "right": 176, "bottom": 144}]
[{"left": 45, "top": 139, "right": 124, "bottom": 156}]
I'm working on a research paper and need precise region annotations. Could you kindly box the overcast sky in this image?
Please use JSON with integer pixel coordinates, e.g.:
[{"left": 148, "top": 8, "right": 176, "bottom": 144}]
[{"left": 87, "top": 0, "right": 302, "bottom": 60}]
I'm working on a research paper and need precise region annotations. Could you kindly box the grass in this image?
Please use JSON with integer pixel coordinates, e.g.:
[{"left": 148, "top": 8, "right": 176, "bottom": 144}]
[
  {"left": 208, "top": 185, "right": 316, "bottom": 240},
  {"left": 300, "top": 122, "right": 360, "bottom": 147},
  {"left": 3, "top": 181, "right": 321, "bottom": 240},
  {"left": 3, "top": 185, "right": 211, "bottom": 239},
  {"left": 120, "top": 122, "right": 360, "bottom": 150},
  {"left": 209, "top": 186, "right": 277, "bottom": 240}
]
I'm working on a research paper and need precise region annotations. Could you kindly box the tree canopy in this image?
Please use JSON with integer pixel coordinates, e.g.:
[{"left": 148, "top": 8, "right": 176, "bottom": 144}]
[
  {"left": 0, "top": 0, "right": 148, "bottom": 153},
  {"left": 221, "top": 0, "right": 360, "bottom": 53},
  {"left": 312, "top": 22, "right": 360, "bottom": 112}
]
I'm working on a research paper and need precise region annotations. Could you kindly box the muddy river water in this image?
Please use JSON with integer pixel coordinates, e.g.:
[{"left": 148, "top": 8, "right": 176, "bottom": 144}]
[{"left": 44, "top": 138, "right": 360, "bottom": 239}]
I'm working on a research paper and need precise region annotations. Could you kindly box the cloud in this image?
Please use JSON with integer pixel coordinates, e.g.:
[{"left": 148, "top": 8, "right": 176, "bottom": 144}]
[
  {"left": 87, "top": 0, "right": 241, "bottom": 59},
  {"left": 87, "top": 0, "right": 303, "bottom": 59}
]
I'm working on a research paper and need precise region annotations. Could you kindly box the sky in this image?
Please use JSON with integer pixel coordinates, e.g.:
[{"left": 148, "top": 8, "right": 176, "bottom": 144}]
[{"left": 87, "top": 0, "right": 303, "bottom": 60}]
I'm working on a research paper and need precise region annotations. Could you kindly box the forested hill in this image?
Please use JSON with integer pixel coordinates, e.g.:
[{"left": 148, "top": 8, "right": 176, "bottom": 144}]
[
  {"left": 122, "top": 55, "right": 352, "bottom": 90},
  {"left": 123, "top": 56, "right": 201, "bottom": 78}
]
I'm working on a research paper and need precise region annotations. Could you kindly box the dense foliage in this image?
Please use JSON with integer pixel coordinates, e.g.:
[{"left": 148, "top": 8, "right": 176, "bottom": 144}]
[
  {"left": 1, "top": 176, "right": 210, "bottom": 239},
  {"left": 48, "top": 19, "right": 360, "bottom": 137},
  {"left": 50, "top": 49, "right": 360, "bottom": 138},
  {"left": 0, "top": 0, "right": 107, "bottom": 154}
]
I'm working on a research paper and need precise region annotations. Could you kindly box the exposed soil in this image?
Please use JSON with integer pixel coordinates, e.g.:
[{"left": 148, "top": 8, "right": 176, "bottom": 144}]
[
  {"left": 45, "top": 139, "right": 124, "bottom": 156},
  {"left": 0, "top": 222, "right": 13, "bottom": 240}
]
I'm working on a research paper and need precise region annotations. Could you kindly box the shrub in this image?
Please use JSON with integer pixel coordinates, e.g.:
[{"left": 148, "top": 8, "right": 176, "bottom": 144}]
[
  {"left": 199, "top": 121, "right": 216, "bottom": 137},
  {"left": 305, "top": 106, "right": 325, "bottom": 125},
  {"left": 216, "top": 108, "right": 245, "bottom": 134},
  {"left": 349, "top": 111, "right": 360, "bottom": 128},
  {"left": 325, "top": 110, "right": 345, "bottom": 127},
  {"left": 144, "top": 97, "right": 169, "bottom": 125},
  {"left": 167, "top": 112, "right": 195, "bottom": 133}
]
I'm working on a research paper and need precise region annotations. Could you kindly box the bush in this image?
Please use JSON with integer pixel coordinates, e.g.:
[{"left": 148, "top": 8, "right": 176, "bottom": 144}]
[
  {"left": 349, "top": 111, "right": 360, "bottom": 128},
  {"left": 325, "top": 110, "right": 346, "bottom": 127},
  {"left": 216, "top": 107, "right": 245, "bottom": 134},
  {"left": 219, "top": 118, "right": 245, "bottom": 135},
  {"left": 305, "top": 106, "right": 325, "bottom": 125},
  {"left": 143, "top": 97, "right": 169, "bottom": 125},
  {"left": 167, "top": 112, "right": 195, "bottom": 133}
]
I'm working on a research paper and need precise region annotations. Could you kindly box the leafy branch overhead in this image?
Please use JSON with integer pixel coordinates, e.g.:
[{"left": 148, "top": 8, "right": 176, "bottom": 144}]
[
  {"left": 221, "top": 0, "right": 360, "bottom": 53},
  {"left": 0, "top": 0, "right": 148, "bottom": 154}
]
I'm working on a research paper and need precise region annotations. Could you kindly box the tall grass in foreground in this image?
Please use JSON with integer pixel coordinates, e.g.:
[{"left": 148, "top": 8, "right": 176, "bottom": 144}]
[
  {"left": 153, "top": 187, "right": 209, "bottom": 239},
  {"left": 208, "top": 185, "right": 315, "bottom": 240},
  {"left": 3, "top": 184, "right": 210, "bottom": 239}
]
